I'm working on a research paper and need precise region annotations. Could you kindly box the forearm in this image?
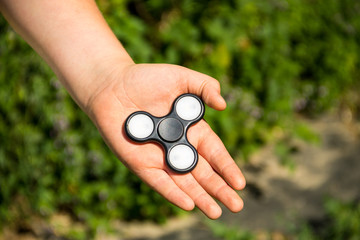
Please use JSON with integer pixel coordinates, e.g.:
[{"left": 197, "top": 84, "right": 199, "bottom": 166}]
[{"left": 0, "top": 0, "right": 134, "bottom": 110}]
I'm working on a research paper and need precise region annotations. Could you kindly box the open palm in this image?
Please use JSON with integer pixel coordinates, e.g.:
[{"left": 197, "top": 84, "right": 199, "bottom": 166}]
[{"left": 88, "top": 63, "right": 245, "bottom": 219}]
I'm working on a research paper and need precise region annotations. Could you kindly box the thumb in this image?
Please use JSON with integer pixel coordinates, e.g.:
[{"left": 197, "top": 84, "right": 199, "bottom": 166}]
[{"left": 182, "top": 67, "right": 227, "bottom": 111}]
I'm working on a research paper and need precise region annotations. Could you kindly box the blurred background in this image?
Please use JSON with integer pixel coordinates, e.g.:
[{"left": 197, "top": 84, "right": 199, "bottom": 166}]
[{"left": 1, "top": 0, "right": 360, "bottom": 239}]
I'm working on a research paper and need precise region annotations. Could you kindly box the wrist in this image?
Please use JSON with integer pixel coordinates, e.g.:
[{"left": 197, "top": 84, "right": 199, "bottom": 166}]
[
  {"left": 85, "top": 56, "right": 135, "bottom": 115},
  {"left": 65, "top": 53, "right": 134, "bottom": 113}
]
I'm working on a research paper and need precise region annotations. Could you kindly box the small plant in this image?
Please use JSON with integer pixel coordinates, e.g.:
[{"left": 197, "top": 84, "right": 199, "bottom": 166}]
[
  {"left": 206, "top": 220, "right": 255, "bottom": 240},
  {"left": 297, "top": 198, "right": 360, "bottom": 240}
]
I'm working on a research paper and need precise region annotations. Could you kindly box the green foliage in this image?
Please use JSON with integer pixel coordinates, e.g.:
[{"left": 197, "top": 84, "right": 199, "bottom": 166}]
[
  {"left": 1, "top": 0, "right": 360, "bottom": 235},
  {"left": 98, "top": 0, "right": 360, "bottom": 159}
]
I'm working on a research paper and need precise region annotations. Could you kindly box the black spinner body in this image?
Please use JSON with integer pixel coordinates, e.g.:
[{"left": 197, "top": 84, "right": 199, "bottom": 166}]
[{"left": 124, "top": 93, "right": 205, "bottom": 173}]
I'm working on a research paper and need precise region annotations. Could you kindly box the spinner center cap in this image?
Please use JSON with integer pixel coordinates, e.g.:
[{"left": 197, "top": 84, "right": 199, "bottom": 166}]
[{"left": 158, "top": 118, "right": 184, "bottom": 142}]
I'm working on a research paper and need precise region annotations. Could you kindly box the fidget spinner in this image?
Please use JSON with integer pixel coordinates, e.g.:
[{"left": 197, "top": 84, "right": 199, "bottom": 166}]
[{"left": 124, "top": 94, "right": 205, "bottom": 173}]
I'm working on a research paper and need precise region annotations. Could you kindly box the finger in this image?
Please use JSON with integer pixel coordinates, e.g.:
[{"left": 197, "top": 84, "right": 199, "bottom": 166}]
[
  {"left": 188, "top": 120, "right": 246, "bottom": 190},
  {"left": 138, "top": 168, "right": 195, "bottom": 211},
  {"left": 181, "top": 67, "right": 226, "bottom": 111},
  {"left": 192, "top": 155, "right": 244, "bottom": 213},
  {"left": 169, "top": 171, "right": 222, "bottom": 219}
]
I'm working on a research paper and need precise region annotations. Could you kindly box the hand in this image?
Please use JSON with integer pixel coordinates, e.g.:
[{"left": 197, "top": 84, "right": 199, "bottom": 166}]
[{"left": 87, "top": 63, "right": 246, "bottom": 219}]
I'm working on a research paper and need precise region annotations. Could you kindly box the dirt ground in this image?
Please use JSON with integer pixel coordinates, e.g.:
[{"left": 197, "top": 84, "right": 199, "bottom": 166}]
[
  {"left": 2, "top": 115, "right": 360, "bottom": 240},
  {"left": 221, "top": 115, "right": 360, "bottom": 233}
]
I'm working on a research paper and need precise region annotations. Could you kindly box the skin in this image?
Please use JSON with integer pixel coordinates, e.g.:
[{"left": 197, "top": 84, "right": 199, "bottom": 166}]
[{"left": 0, "top": 0, "right": 246, "bottom": 219}]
